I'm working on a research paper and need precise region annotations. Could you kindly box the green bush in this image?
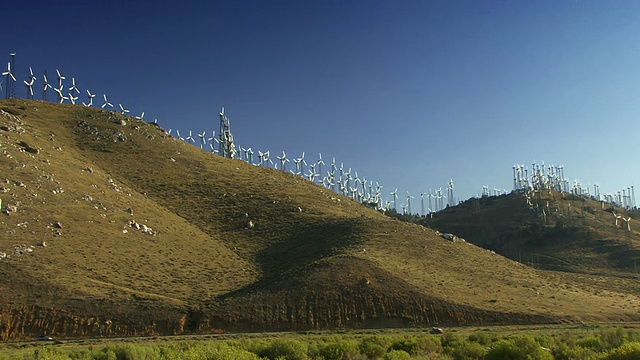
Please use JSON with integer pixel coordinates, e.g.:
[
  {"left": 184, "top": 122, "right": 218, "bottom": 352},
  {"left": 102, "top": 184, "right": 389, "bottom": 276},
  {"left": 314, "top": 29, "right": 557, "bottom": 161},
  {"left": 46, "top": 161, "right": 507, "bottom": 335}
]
[
  {"left": 444, "top": 339, "right": 486, "bottom": 360},
  {"left": 603, "top": 342, "right": 640, "bottom": 360},
  {"left": 256, "top": 339, "right": 309, "bottom": 360},
  {"left": 600, "top": 328, "right": 627, "bottom": 350},
  {"left": 189, "top": 343, "right": 261, "bottom": 360},
  {"left": 318, "top": 339, "right": 359, "bottom": 360},
  {"left": 485, "top": 336, "right": 552, "bottom": 360},
  {"left": 383, "top": 350, "right": 411, "bottom": 360},
  {"left": 576, "top": 336, "right": 605, "bottom": 351},
  {"left": 358, "top": 341, "right": 387, "bottom": 359},
  {"left": 552, "top": 342, "right": 598, "bottom": 360},
  {"left": 468, "top": 331, "right": 498, "bottom": 346},
  {"left": 389, "top": 337, "right": 419, "bottom": 355}
]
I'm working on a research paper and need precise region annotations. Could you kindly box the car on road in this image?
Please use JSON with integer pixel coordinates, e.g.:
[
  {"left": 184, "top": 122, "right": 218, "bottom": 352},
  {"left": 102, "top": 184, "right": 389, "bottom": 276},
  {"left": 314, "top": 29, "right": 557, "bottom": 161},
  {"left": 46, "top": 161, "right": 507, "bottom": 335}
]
[{"left": 35, "top": 335, "right": 54, "bottom": 341}]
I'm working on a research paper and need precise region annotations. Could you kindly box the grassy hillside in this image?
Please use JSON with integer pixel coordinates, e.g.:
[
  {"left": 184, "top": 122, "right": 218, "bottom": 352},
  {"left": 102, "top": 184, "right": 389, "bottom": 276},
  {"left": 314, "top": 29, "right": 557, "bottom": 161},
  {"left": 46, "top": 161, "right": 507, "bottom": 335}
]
[
  {"left": 420, "top": 191, "right": 640, "bottom": 276},
  {"left": 0, "top": 99, "right": 639, "bottom": 340}
]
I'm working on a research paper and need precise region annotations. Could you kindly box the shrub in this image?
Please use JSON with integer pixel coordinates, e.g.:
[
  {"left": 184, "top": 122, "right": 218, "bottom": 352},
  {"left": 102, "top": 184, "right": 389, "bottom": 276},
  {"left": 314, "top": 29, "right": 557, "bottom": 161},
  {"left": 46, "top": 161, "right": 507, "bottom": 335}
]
[
  {"left": 485, "top": 336, "right": 552, "bottom": 360},
  {"left": 318, "top": 339, "right": 360, "bottom": 360},
  {"left": 389, "top": 337, "right": 419, "bottom": 355},
  {"left": 444, "top": 339, "right": 486, "bottom": 360},
  {"left": 251, "top": 339, "right": 308, "bottom": 360},
  {"left": 468, "top": 331, "right": 498, "bottom": 346},
  {"left": 383, "top": 350, "right": 411, "bottom": 360},
  {"left": 600, "top": 328, "right": 627, "bottom": 350},
  {"left": 603, "top": 342, "right": 640, "bottom": 360},
  {"left": 358, "top": 338, "right": 387, "bottom": 359},
  {"left": 183, "top": 343, "right": 261, "bottom": 360},
  {"left": 552, "top": 342, "right": 598, "bottom": 360},
  {"left": 576, "top": 336, "right": 605, "bottom": 351}
]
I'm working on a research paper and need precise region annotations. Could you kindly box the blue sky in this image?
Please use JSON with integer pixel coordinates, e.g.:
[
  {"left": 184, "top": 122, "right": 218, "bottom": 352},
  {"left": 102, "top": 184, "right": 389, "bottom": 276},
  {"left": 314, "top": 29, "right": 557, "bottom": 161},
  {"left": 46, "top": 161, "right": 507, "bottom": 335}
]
[{"left": 2, "top": 0, "right": 639, "bottom": 209}]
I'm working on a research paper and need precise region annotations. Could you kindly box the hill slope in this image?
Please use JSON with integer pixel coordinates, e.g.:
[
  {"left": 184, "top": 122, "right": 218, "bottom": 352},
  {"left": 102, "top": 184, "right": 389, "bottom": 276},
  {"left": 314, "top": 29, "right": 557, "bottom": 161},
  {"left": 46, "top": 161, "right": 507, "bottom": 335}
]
[
  {"left": 0, "top": 99, "right": 639, "bottom": 340},
  {"left": 421, "top": 191, "right": 640, "bottom": 276}
]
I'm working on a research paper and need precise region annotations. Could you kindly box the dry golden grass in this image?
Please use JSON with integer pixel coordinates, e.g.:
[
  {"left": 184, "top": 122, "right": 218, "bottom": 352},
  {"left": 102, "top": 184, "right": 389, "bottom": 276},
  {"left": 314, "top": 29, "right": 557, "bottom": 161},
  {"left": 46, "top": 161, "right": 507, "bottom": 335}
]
[{"left": 0, "top": 98, "right": 639, "bottom": 340}]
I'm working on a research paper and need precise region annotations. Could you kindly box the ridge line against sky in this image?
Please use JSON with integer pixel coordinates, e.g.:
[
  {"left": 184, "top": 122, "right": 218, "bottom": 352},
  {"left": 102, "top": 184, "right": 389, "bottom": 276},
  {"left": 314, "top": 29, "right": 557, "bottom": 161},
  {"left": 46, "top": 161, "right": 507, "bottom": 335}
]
[{"left": 2, "top": 0, "right": 639, "bottom": 206}]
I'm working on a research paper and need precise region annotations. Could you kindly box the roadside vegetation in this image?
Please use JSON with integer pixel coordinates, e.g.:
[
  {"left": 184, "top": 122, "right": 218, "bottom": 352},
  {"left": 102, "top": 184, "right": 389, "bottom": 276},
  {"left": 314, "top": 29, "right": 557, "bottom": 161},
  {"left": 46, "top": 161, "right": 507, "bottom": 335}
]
[{"left": 3, "top": 326, "right": 640, "bottom": 359}]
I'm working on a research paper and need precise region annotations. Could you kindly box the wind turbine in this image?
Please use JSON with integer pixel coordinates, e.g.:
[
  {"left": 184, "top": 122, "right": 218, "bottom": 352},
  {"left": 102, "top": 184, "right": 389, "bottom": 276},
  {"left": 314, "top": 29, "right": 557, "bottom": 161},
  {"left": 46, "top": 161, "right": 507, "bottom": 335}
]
[
  {"left": 406, "top": 191, "right": 415, "bottom": 215},
  {"left": 42, "top": 71, "right": 52, "bottom": 101},
  {"left": 2, "top": 61, "right": 16, "bottom": 99},
  {"left": 623, "top": 216, "right": 632, "bottom": 232},
  {"left": 613, "top": 211, "right": 622, "bottom": 228},
  {"left": 185, "top": 130, "right": 195, "bottom": 144},
  {"left": 277, "top": 151, "right": 290, "bottom": 172},
  {"left": 68, "top": 77, "right": 80, "bottom": 95},
  {"left": 198, "top": 131, "right": 207, "bottom": 149},
  {"left": 55, "top": 69, "right": 65, "bottom": 89},
  {"left": 101, "top": 94, "right": 113, "bottom": 109},
  {"left": 135, "top": 112, "right": 145, "bottom": 120},
  {"left": 390, "top": 189, "right": 398, "bottom": 210},
  {"left": 176, "top": 130, "right": 184, "bottom": 141},
  {"left": 68, "top": 92, "right": 78, "bottom": 105},
  {"left": 24, "top": 67, "right": 36, "bottom": 99},
  {"left": 53, "top": 87, "right": 68, "bottom": 103},
  {"left": 317, "top": 153, "right": 325, "bottom": 178},
  {"left": 119, "top": 104, "right": 130, "bottom": 115},
  {"left": 83, "top": 89, "right": 95, "bottom": 107},
  {"left": 420, "top": 192, "right": 426, "bottom": 216},
  {"left": 295, "top": 152, "right": 307, "bottom": 175}
]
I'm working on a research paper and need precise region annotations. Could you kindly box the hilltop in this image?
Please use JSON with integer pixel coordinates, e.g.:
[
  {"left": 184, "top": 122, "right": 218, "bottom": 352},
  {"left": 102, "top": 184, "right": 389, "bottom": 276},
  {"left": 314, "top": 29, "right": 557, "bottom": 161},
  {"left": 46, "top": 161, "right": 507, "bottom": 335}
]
[
  {"left": 0, "top": 99, "right": 639, "bottom": 341},
  {"left": 419, "top": 191, "right": 640, "bottom": 277}
]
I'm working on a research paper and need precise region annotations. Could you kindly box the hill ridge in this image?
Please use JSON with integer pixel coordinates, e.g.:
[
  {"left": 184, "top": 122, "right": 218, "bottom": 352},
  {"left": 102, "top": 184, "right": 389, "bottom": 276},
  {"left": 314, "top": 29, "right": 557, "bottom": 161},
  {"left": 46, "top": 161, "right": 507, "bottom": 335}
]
[{"left": 0, "top": 98, "right": 639, "bottom": 340}]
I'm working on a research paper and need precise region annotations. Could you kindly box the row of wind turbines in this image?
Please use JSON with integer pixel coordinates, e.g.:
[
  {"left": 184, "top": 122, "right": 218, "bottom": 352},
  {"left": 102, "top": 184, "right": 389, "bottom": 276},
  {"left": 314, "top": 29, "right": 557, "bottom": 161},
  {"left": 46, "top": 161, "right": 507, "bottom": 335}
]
[
  {"left": 512, "top": 161, "right": 636, "bottom": 210},
  {"left": 2, "top": 53, "right": 457, "bottom": 216},
  {"left": 167, "top": 123, "right": 456, "bottom": 216},
  {"left": 3, "top": 53, "right": 635, "bottom": 217}
]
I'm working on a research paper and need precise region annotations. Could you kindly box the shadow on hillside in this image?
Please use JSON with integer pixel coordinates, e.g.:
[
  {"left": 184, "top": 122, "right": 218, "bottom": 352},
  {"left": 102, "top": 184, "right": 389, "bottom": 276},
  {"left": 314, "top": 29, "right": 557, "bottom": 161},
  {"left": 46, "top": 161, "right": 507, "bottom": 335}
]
[{"left": 215, "top": 218, "right": 364, "bottom": 301}]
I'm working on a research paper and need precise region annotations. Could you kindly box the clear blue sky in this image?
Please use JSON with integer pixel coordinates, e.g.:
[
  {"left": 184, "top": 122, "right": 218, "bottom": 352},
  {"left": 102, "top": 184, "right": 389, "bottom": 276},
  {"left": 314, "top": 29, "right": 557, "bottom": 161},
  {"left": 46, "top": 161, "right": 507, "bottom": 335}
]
[{"left": 3, "top": 0, "right": 639, "bottom": 208}]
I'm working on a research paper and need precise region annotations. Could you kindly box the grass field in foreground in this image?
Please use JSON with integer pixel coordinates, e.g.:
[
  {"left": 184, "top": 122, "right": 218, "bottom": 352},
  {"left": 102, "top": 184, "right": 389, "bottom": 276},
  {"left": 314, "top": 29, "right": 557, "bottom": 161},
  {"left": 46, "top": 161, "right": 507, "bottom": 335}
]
[{"left": 3, "top": 325, "right": 640, "bottom": 359}]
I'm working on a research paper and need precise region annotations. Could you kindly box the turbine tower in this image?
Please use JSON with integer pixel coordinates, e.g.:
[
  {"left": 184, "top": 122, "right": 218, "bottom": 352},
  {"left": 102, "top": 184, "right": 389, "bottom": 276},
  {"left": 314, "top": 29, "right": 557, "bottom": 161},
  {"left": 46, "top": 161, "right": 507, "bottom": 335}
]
[
  {"left": 2, "top": 53, "right": 16, "bottom": 99},
  {"left": 217, "top": 106, "right": 236, "bottom": 158}
]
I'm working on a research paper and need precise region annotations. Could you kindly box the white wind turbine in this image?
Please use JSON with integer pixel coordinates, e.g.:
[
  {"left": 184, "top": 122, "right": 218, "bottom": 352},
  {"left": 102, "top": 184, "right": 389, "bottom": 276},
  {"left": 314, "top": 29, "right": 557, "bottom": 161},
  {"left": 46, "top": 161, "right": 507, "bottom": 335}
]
[
  {"left": 420, "top": 192, "right": 426, "bottom": 216},
  {"left": 24, "top": 67, "right": 36, "bottom": 99},
  {"left": 119, "top": 104, "right": 130, "bottom": 115},
  {"left": 135, "top": 112, "right": 145, "bottom": 120},
  {"left": 53, "top": 87, "right": 68, "bottom": 103},
  {"left": 406, "top": 191, "right": 415, "bottom": 215},
  {"left": 83, "top": 89, "right": 95, "bottom": 107},
  {"left": 185, "top": 130, "right": 195, "bottom": 144},
  {"left": 613, "top": 211, "right": 622, "bottom": 228},
  {"left": 55, "top": 69, "right": 65, "bottom": 89},
  {"left": 2, "top": 61, "right": 16, "bottom": 90},
  {"left": 68, "top": 92, "right": 78, "bottom": 105},
  {"left": 277, "top": 151, "right": 290, "bottom": 171},
  {"left": 623, "top": 216, "right": 632, "bottom": 232},
  {"left": 176, "top": 130, "right": 184, "bottom": 141},
  {"left": 294, "top": 152, "right": 307, "bottom": 176},
  {"left": 246, "top": 148, "right": 254, "bottom": 164},
  {"left": 390, "top": 188, "right": 398, "bottom": 210},
  {"left": 41, "top": 71, "right": 52, "bottom": 101},
  {"left": 68, "top": 77, "right": 80, "bottom": 95},
  {"left": 198, "top": 131, "right": 207, "bottom": 149},
  {"left": 317, "top": 153, "right": 325, "bottom": 178},
  {"left": 101, "top": 94, "right": 113, "bottom": 109},
  {"left": 206, "top": 130, "right": 216, "bottom": 143}
]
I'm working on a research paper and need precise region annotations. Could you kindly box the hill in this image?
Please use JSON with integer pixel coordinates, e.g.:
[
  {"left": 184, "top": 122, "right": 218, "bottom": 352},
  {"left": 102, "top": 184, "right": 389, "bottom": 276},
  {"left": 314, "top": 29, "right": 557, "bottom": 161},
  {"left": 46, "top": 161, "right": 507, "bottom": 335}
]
[
  {"left": 420, "top": 191, "right": 640, "bottom": 277},
  {"left": 0, "top": 98, "right": 639, "bottom": 340}
]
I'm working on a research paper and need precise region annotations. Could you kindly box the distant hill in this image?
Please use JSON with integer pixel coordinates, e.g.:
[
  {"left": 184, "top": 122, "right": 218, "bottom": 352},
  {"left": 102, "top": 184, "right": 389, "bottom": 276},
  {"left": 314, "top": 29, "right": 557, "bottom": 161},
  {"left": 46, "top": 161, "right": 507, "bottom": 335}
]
[
  {"left": 0, "top": 99, "right": 639, "bottom": 341},
  {"left": 419, "top": 191, "right": 640, "bottom": 277}
]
